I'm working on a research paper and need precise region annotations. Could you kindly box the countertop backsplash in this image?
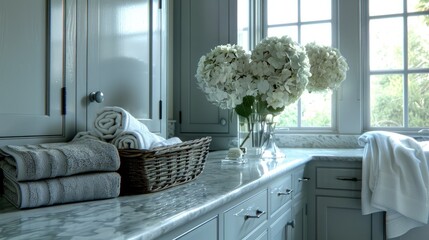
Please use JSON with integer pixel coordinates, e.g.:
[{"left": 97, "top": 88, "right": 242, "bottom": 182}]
[{"left": 275, "top": 134, "right": 361, "bottom": 148}]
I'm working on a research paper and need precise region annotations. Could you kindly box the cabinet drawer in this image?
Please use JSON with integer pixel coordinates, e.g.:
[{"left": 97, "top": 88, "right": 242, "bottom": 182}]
[
  {"left": 224, "top": 190, "right": 268, "bottom": 240},
  {"left": 293, "top": 167, "right": 309, "bottom": 199},
  {"left": 269, "top": 175, "right": 292, "bottom": 217},
  {"left": 316, "top": 167, "right": 362, "bottom": 190},
  {"left": 176, "top": 217, "right": 218, "bottom": 240}
]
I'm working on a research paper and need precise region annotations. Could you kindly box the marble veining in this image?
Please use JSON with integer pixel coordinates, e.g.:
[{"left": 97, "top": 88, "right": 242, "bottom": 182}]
[
  {"left": 276, "top": 134, "right": 361, "bottom": 148},
  {"left": 0, "top": 148, "right": 363, "bottom": 240}
]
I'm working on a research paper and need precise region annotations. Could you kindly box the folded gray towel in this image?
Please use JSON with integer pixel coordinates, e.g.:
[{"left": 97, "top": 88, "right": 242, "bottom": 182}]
[
  {"left": 2, "top": 172, "right": 120, "bottom": 209},
  {"left": 0, "top": 139, "right": 120, "bottom": 181}
]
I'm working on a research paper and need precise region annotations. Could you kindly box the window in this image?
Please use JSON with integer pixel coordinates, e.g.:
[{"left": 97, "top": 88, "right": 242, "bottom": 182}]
[
  {"left": 365, "top": 0, "right": 429, "bottom": 130},
  {"left": 238, "top": 0, "right": 429, "bottom": 135},
  {"left": 265, "top": 0, "right": 334, "bottom": 131}
]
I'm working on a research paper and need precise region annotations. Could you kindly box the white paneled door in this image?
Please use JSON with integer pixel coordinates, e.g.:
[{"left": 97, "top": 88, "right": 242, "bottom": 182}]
[
  {"left": 0, "top": 0, "right": 73, "bottom": 143},
  {"left": 86, "top": 0, "right": 163, "bottom": 134}
]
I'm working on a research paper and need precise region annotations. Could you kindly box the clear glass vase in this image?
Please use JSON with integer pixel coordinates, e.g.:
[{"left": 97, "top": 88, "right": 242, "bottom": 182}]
[
  {"left": 261, "top": 121, "right": 285, "bottom": 160},
  {"left": 238, "top": 113, "right": 266, "bottom": 158}
]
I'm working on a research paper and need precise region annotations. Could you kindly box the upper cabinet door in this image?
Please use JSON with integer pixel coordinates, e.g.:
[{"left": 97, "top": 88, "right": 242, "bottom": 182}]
[
  {"left": 87, "top": 0, "right": 162, "bottom": 134},
  {"left": 173, "top": 0, "right": 238, "bottom": 149},
  {"left": 0, "top": 0, "right": 74, "bottom": 143}
]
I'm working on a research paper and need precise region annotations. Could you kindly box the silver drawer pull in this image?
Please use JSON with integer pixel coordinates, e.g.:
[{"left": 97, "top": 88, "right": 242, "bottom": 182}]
[
  {"left": 287, "top": 220, "right": 295, "bottom": 228},
  {"left": 336, "top": 177, "right": 361, "bottom": 182},
  {"left": 298, "top": 177, "right": 310, "bottom": 182},
  {"left": 277, "top": 189, "right": 293, "bottom": 196},
  {"left": 244, "top": 209, "right": 266, "bottom": 220}
]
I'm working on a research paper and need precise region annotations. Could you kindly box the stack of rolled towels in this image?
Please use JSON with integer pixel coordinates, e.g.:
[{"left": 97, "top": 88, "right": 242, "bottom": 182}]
[
  {"left": 74, "top": 106, "right": 182, "bottom": 150},
  {"left": 0, "top": 139, "right": 121, "bottom": 209}
]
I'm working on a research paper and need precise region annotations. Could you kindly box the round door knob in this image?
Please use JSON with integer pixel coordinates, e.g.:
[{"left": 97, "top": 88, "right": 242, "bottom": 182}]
[
  {"left": 89, "top": 91, "right": 104, "bottom": 103},
  {"left": 220, "top": 118, "right": 227, "bottom": 126}
]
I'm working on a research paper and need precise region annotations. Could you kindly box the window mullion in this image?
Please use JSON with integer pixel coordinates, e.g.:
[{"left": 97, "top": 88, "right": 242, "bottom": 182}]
[{"left": 404, "top": 6, "right": 409, "bottom": 128}]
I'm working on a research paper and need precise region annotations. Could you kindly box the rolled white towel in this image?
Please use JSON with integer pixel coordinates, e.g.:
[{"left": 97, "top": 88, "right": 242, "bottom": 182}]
[
  {"left": 112, "top": 130, "right": 164, "bottom": 149},
  {"left": 93, "top": 106, "right": 150, "bottom": 140},
  {"left": 150, "top": 137, "right": 182, "bottom": 149},
  {"left": 72, "top": 131, "right": 102, "bottom": 142},
  {"left": 2, "top": 172, "right": 121, "bottom": 209}
]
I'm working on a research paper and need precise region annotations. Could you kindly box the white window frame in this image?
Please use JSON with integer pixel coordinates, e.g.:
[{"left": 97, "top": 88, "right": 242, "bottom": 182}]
[
  {"left": 248, "top": 0, "right": 363, "bottom": 135},
  {"left": 362, "top": 0, "right": 429, "bottom": 134}
]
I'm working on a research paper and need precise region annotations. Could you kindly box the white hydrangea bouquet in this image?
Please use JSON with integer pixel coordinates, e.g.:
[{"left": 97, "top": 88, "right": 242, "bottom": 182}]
[
  {"left": 196, "top": 36, "right": 311, "bottom": 150},
  {"left": 195, "top": 44, "right": 253, "bottom": 110},
  {"left": 305, "top": 42, "right": 349, "bottom": 92},
  {"left": 196, "top": 36, "right": 311, "bottom": 120}
]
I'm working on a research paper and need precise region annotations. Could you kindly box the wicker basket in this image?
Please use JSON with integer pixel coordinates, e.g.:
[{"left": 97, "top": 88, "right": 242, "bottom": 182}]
[{"left": 118, "top": 136, "right": 211, "bottom": 195}]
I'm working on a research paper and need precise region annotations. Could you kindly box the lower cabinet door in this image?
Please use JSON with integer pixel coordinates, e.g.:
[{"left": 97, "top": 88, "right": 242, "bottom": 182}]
[
  {"left": 316, "top": 196, "right": 382, "bottom": 240},
  {"left": 269, "top": 208, "right": 293, "bottom": 240},
  {"left": 292, "top": 199, "right": 307, "bottom": 240}
]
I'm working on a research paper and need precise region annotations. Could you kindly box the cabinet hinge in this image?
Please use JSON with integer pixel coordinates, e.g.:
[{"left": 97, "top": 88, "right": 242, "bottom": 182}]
[
  {"left": 159, "top": 100, "right": 162, "bottom": 120},
  {"left": 305, "top": 203, "right": 308, "bottom": 216},
  {"left": 61, "top": 87, "right": 66, "bottom": 115}
]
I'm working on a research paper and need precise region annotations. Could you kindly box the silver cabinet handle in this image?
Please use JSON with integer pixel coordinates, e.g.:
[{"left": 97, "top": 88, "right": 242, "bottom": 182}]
[
  {"left": 298, "top": 177, "right": 310, "bottom": 182},
  {"left": 287, "top": 220, "right": 295, "bottom": 228},
  {"left": 336, "top": 177, "right": 361, "bottom": 182},
  {"left": 277, "top": 189, "right": 293, "bottom": 196},
  {"left": 89, "top": 91, "right": 104, "bottom": 103},
  {"left": 220, "top": 118, "right": 227, "bottom": 126},
  {"left": 244, "top": 209, "right": 266, "bottom": 220}
]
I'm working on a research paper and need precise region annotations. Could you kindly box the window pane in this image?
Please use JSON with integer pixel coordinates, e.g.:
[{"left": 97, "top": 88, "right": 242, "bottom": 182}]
[
  {"left": 276, "top": 103, "right": 298, "bottom": 127},
  {"left": 238, "top": 0, "right": 250, "bottom": 51},
  {"left": 301, "top": 0, "right": 331, "bottom": 22},
  {"left": 267, "top": 26, "right": 298, "bottom": 41},
  {"left": 267, "top": 0, "right": 298, "bottom": 24},
  {"left": 408, "top": 73, "right": 429, "bottom": 127},
  {"left": 369, "top": 0, "right": 403, "bottom": 16},
  {"left": 301, "top": 91, "right": 332, "bottom": 127},
  {"left": 369, "top": 18, "right": 403, "bottom": 70},
  {"left": 301, "top": 23, "right": 331, "bottom": 45},
  {"left": 408, "top": 16, "right": 429, "bottom": 69},
  {"left": 370, "top": 74, "right": 404, "bottom": 127},
  {"left": 407, "top": 0, "right": 429, "bottom": 13}
]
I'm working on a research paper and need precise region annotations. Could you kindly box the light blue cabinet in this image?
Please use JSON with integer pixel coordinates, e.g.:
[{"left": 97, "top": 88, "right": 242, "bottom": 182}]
[
  {"left": 306, "top": 160, "right": 384, "bottom": 240},
  {"left": 292, "top": 167, "right": 308, "bottom": 240},
  {"left": 0, "top": 0, "right": 167, "bottom": 146},
  {"left": 173, "top": 0, "right": 238, "bottom": 150},
  {"left": 159, "top": 166, "right": 306, "bottom": 240},
  {"left": 0, "top": 0, "right": 75, "bottom": 145},
  {"left": 86, "top": 0, "right": 164, "bottom": 134}
]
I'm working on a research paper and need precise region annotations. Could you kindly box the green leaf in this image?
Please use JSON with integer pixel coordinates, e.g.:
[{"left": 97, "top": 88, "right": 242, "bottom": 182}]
[
  {"left": 235, "top": 96, "right": 255, "bottom": 118},
  {"left": 242, "top": 95, "right": 255, "bottom": 107},
  {"left": 235, "top": 103, "right": 253, "bottom": 118}
]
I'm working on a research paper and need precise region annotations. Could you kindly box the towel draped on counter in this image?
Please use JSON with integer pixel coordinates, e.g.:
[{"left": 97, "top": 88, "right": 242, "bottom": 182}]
[
  {"left": 358, "top": 131, "right": 429, "bottom": 238},
  {"left": 0, "top": 139, "right": 120, "bottom": 181}
]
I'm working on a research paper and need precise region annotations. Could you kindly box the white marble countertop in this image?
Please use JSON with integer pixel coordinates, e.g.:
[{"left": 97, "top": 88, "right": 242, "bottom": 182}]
[{"left": 0, "top": 148, "right": 363, "bottom": 240}]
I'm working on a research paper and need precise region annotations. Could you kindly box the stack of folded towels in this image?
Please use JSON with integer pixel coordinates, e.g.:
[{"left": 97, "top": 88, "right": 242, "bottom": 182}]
[
  {"left": 74, "top": 106, "right": 182, "bottom": 150},
  {"left": 0, "top": 138, "right": 121, "bottom": 209}
]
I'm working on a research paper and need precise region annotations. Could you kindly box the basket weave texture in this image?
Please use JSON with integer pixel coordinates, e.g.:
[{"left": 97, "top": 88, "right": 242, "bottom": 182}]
[{"left": 118, "top": 136, "right": 211, "bottom": 195}]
